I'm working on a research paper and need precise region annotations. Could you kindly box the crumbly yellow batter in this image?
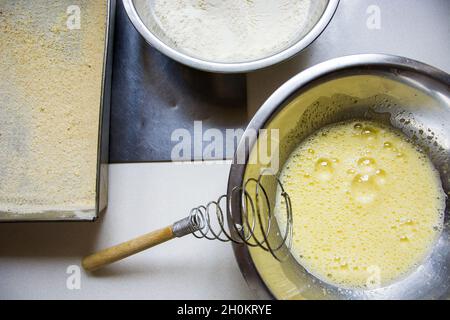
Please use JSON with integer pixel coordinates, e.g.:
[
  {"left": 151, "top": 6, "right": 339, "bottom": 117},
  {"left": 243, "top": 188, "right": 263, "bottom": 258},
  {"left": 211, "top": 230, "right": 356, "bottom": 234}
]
[
  {"left": 276, "top": 120, "right": 445, "bottom": 289},
  {"left": 0, "top": 1, "right": 106, "bottom": 218}
]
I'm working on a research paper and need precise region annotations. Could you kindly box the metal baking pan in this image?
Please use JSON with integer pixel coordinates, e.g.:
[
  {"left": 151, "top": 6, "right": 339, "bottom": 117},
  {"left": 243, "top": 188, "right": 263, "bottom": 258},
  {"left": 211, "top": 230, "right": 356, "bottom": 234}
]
[
  {"left": 95, "top": 0, "right": 116, "bottom": 222},
  {"left": 0, "top": 0, "right": 116, "bottom": 222}
]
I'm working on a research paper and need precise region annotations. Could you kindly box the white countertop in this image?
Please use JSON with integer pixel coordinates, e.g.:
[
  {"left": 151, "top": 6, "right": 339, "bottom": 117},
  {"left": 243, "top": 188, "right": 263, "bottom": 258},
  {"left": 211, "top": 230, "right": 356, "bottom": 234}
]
[
  {"left": 0, "top": 163, "right": 254, "bottom": 300},
  {"left": 0, "top": 0, "right": 449, "bottom": 300}
]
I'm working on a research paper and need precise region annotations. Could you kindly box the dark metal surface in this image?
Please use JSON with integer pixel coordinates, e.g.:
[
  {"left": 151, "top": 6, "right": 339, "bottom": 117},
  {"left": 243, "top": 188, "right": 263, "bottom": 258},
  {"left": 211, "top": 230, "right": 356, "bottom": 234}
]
[{"left": 109, "top": 1, "right": 248, "bottom": 163}]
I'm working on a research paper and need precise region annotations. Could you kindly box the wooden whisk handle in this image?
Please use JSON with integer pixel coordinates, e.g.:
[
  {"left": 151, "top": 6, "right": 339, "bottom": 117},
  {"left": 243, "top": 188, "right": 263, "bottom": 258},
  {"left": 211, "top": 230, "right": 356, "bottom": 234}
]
[
  {"left": 82, "top": 216, "right": 199, "bottom": 272},
  {"left": 82, "top": 226, "right": 175, "bottom": 272}
]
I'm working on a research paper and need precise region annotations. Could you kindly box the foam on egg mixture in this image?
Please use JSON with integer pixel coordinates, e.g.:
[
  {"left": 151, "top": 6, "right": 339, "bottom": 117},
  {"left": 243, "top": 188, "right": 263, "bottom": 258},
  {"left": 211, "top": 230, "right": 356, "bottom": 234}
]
[{"left": 276, "top": 120, "right": 445, "bottom": 289}]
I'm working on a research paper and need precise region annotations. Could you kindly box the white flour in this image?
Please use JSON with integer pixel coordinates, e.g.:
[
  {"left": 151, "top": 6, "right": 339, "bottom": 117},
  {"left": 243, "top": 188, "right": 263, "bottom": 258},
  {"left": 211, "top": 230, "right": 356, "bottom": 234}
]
[{"left": 153, "top": 0, "right": 311, "bottom": 62}]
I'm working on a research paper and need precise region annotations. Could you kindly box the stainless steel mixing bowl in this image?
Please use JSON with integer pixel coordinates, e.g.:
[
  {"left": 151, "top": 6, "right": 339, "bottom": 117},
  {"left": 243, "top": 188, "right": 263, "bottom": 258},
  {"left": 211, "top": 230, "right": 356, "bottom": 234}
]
[
  {"left": 228, "top": 54, "right": 450, "bottom": 299},
  {"left": 122, "top": 0, "right": 339, "bottom": 73}
]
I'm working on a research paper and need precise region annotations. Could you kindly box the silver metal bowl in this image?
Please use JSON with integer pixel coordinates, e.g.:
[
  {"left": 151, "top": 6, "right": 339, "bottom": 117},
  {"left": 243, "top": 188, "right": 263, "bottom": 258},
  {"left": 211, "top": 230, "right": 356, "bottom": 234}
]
[
  {"left": 122, "top": 0, "right": 339, "bottom": 73},
  {"left": 228, "top": 54, "right": 450, "bottom": 299}
]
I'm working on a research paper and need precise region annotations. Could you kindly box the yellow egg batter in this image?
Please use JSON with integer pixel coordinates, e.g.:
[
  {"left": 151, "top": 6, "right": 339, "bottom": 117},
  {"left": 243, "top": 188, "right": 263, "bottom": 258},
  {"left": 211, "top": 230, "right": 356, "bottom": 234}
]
[{"left": 276, "top": 120, "right": 445, "bottom": 289}]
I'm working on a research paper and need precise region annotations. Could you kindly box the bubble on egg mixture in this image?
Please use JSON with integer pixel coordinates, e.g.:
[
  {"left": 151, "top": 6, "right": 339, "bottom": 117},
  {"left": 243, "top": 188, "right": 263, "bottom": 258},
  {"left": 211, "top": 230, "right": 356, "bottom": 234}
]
[
  {"left": 315, "top": 158, "right": 335, "bottom": 181},
  {"left": 275, "top": 120, "right": 446, "bottom": 289}
]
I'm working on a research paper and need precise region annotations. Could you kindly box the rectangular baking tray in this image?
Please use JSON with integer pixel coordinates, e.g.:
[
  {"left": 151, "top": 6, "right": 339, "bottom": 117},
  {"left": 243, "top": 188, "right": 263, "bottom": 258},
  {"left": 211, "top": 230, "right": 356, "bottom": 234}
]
[{"left": 0, "top": 0, "right": 116, "bottom": 222}]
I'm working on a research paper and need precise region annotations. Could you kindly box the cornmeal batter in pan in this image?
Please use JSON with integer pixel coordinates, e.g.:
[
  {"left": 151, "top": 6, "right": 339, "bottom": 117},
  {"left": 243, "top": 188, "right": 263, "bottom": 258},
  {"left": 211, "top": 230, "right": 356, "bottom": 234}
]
[{"left": 0, "top": 1, "right": 106, "bottom": 218}]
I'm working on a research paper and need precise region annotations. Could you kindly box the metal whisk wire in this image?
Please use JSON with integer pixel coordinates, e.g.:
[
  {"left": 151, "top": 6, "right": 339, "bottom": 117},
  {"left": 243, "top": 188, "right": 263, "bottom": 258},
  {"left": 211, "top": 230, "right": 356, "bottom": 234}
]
[{"left": 185, "top": 174, "right": 293, "bottom": 261}]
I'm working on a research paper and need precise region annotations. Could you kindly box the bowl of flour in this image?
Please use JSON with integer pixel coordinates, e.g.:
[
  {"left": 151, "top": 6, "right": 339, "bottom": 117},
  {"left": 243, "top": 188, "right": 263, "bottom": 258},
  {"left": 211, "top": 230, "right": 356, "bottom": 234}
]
[{"left": 123, "top": 0, "right": 339, "bottom": 73}]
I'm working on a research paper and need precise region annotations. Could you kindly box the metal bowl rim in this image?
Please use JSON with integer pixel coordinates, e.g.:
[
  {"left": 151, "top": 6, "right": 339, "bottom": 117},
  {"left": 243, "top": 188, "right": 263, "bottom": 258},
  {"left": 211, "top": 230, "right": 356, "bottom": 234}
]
[
  {"left": 227, "top": 53, "right": 450, "bottom": 299},
  {"left": 122, "top": 0, "right": 340, "bottom": 73}
]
